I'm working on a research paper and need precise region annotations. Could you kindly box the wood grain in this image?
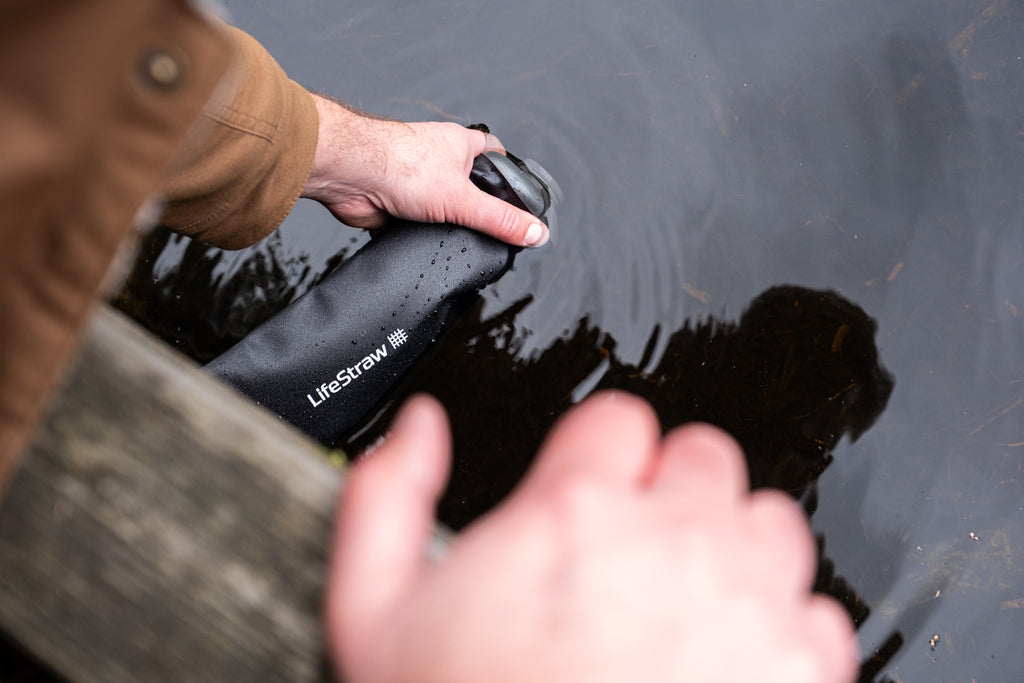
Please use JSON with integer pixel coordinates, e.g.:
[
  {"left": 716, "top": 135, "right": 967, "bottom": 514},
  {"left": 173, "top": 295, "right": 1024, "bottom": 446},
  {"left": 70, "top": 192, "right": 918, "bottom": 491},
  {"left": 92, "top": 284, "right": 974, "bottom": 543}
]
[{"left": 0, "top": 305, "right": 344, "bottom": 682}]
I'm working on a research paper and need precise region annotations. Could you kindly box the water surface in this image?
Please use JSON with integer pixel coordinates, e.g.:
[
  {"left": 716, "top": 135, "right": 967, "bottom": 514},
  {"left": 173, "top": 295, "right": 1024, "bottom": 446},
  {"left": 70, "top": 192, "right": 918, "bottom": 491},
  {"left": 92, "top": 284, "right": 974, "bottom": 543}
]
[{"left": 121, "top": 1, "right": 1024, "bottom": 679}]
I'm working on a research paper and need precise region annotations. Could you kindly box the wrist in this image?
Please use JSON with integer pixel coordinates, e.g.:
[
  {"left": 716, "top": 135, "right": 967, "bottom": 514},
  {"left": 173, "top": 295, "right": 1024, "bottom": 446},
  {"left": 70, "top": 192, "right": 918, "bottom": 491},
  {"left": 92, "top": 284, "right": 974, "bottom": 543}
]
[{"left": 301, "top": 93, "right": 390, "bottom": 205}]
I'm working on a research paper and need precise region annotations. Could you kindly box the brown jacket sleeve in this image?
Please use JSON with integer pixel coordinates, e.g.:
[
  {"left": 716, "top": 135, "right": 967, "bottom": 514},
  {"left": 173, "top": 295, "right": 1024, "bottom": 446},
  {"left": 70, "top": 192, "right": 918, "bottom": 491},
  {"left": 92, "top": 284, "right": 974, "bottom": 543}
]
[
  {"left": 0, "top": 7, "right": 319, "bottom": 490},
  {"left": 157, "top": 25, "right": 320, "bottom": 249},
  {"left": 0, "top": 0, "right": 233, "bottom": 489}
]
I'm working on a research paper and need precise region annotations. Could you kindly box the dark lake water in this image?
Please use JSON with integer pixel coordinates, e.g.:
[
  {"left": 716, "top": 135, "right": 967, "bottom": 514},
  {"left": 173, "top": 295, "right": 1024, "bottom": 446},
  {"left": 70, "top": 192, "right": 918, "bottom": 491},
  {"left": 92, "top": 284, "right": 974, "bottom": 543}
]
[{"left": 116, "top": 0, "right": 1023, "bottom": 680}]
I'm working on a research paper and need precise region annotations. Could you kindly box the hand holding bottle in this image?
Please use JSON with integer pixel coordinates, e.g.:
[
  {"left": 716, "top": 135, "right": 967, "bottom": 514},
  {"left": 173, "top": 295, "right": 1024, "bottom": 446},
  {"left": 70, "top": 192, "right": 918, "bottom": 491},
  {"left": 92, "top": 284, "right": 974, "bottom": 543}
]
[{"left": 301, "top": 94, "right": 550, "bottom": 247}]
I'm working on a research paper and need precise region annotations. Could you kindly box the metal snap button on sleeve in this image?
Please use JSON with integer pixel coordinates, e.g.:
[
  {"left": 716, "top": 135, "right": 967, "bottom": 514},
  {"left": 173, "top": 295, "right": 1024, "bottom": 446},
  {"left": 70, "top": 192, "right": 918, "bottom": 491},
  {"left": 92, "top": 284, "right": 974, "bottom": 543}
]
[{"left": 140, "top": 50, "right": 182, "bottom": 90}]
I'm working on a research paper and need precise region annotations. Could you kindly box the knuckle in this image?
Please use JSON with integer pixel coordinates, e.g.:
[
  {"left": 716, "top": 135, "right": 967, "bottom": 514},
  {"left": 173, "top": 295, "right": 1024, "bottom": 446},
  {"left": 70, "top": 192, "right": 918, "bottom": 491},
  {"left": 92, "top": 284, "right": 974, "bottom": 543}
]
[
  {"left": 493, "top": 205, "right": 523, "bottom": 241},
  {"left": 750, "top": 489, "right": 808, "bottom": 529},
  {"left": 544, "top": 476, "right": 606, "bottom": 526},
  {"left": 747, "top": 489, "right": 817, "bottom": 561}
]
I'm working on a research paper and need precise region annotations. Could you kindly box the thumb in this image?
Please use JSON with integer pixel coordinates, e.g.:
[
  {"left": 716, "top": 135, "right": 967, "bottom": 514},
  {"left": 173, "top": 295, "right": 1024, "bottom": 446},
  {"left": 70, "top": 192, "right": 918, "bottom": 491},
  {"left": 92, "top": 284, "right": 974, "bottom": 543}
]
[
  {"left": 326, "top": 394, "right": 452, "bottom": 644},
  {"left": 455, "top": 186, "right": 550, "bottom": 247}
]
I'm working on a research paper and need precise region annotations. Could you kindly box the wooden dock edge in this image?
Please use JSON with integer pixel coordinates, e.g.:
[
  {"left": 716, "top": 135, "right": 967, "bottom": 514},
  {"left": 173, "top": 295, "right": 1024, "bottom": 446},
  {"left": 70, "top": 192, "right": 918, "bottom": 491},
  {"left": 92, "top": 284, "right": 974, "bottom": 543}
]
[{"left": 0, "top": 304, "right": 448, "bottom": 682}]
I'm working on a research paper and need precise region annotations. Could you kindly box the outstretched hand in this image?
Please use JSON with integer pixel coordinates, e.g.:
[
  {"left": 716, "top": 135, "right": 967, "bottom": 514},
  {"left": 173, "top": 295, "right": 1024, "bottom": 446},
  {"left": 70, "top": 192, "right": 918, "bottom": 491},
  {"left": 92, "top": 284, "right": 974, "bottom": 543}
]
[
  {"left": 327, "top": 392, "right": 859, "bottom": 683},
  {"left": 301, "top": 94, "right": 549, "bottom": 247}
]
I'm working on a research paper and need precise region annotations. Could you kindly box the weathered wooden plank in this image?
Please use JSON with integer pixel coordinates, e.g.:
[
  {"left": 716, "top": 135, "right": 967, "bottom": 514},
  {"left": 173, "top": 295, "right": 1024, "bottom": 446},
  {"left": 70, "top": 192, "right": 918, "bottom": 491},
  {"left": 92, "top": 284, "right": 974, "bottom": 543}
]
[{"left": 0, "top": 305, "right": 349, "bottom": 682}]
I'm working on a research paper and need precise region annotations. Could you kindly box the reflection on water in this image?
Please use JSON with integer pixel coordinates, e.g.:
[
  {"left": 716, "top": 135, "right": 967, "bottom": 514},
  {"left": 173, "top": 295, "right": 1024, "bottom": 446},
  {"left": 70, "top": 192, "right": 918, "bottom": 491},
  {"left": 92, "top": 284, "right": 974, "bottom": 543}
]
[
  {"left": 338, "top": 286, "right": 893, "bottom": 518},
  {"left": 115, "top": 226, "right": 359, "bottom": 363},
  {"left": 116, "top": 0, "right": 1022, "bottom": 680}
]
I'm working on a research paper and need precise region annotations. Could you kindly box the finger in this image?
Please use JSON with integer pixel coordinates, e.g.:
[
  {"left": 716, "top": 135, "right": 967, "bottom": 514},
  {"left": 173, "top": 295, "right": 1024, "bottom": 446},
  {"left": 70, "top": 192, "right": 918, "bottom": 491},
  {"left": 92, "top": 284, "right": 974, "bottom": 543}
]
[
  {"left": 453, "top": 186, "right": 550, "bottom": 247},
  {"left": 745, "top": 489, "right": 819, "bottom": 594},
  {"left": 520, "top": 391, "right": 661, "bottom": 495},
  {"left": 327, "top": 394, "right": 451, "bottom": 641},
  {"left": 465, "top": 127, "right": 505, "bottom": 156},
  {"left": 800, "top": 594, "right": 859, "bottom": 683},
  {"left": 651, "top": 423, "right": 749, "bottom": 502},
  {"left": 483, "top": 132, "right": 506, "bottom": 154}
]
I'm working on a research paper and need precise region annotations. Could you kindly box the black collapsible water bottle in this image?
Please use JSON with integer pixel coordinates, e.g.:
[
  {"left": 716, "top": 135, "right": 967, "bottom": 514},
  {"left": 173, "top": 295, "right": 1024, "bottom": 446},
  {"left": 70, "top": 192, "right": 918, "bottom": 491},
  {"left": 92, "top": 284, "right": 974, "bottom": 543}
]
[{"left": 205, "top": 149, "right": 559, "bottom": 446}]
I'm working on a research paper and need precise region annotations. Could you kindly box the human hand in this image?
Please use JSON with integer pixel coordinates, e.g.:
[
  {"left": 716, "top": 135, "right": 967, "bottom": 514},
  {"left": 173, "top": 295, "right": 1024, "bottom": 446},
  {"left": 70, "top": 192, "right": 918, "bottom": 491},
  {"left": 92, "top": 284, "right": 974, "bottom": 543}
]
[
  {"left": 301, "top": 94, "right": 549, "bottom": 247},
  {"left": 326, "top": 392, "right": 858, "bottom": 683}
]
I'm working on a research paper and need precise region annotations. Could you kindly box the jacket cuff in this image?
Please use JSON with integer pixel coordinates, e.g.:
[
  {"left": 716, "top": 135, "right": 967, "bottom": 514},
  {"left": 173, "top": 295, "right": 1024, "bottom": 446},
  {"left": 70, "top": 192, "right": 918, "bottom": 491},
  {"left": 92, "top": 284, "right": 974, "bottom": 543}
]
[{"left": 157, "top": 25, "right": 319, "bottom": 249}]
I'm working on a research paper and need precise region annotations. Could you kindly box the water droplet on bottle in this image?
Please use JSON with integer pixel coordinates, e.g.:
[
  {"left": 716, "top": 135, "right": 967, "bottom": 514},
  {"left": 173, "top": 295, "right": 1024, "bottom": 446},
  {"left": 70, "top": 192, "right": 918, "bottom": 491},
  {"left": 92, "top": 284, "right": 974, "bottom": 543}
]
[
  {"left": 446, "top": 256, "right": 452, "bottom": 261},
  {"left": 461, "top": 247, "right": 467, "bottom": 253},
  {"left": 431, "top": 259, "right": 436, "bottom": 265},
  {"left": 419, "top": 273, "right": 424, "bottom": 278}
]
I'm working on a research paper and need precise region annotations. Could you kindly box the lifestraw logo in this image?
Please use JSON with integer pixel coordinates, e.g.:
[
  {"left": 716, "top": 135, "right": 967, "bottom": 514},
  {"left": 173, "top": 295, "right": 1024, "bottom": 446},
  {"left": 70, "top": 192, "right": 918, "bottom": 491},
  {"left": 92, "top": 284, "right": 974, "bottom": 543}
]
[
  {"left": 387, "top": 328, "right": 408, "bottom": 348},
  {"left": 306, "top": 329, "right": 408, "bottom": 408}
]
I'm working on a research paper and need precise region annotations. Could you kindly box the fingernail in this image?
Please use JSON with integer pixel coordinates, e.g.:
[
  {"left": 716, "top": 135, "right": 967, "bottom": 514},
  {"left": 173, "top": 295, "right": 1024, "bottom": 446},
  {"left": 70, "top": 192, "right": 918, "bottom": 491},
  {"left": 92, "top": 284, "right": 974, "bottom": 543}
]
[
  {"left": 360, "top": 431, "right": 389, "bottom": 458},
  {"left": 524, "top": 222, "right": 549, "bottom": 247},
  {"left": 484, "top": 133, "right": 505, "bottom": 153}
]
